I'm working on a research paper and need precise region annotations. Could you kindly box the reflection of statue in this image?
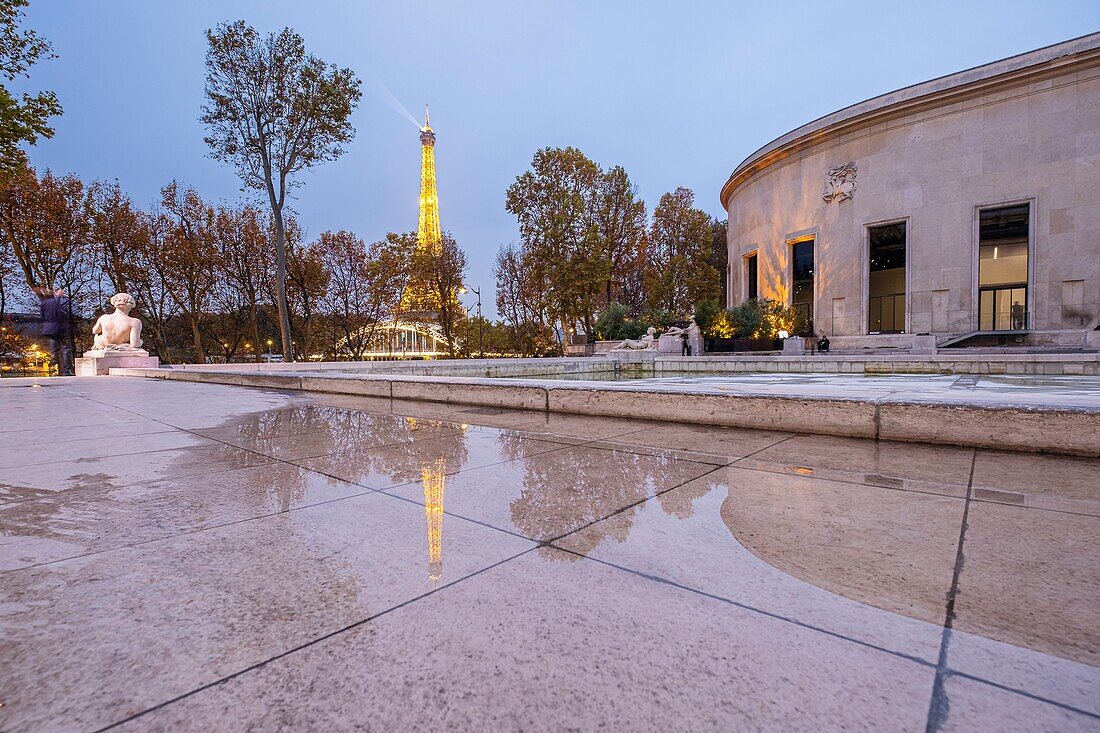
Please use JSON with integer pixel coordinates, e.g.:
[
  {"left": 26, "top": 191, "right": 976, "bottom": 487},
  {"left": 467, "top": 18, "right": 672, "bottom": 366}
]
[
  {"left": 90, "top": 293, "right": 144, "bottom": 352},
  {"left": 610, "top": 326, "right": 657, "bottom": 351}
]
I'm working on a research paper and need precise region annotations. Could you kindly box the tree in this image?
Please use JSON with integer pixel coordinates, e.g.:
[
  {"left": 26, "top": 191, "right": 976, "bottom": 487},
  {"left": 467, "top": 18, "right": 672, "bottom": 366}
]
[
  {"left": 0, "top": 0, "right": 61, "bottom": 171},
  {"left": 126, "top": 210, "right": 179, "bottom": 362},
  {"left": 214, "top": 204, "right": 267, "bottom": 361},
  {"left": 644, "top": 187, "right": 720, "bottom": 315},
  {"left": 0, "top": 163, "right": 91, "bottom": 293},
  {"left": 424, "top": 233, "right": 466, "bottom": 356},
  {"left": 318, "top": 230, "right": 408, "bottom": 360},
  {"left": 279, "top": 217, "right": 328, "bottom": 360},
  {"left": 201, "top": 20, "right": 361, "bottom": 362},
  {"left": 506, "top": 147, "right": 603, "bottom": 348},
  {"left": 494, "top": 241, "right": 552, "bottom": 356},
  {"left": 709, "top": 218, "right": 729, "bottom": 308},
  {"left": 89, "top": 180, "right": 146, "bottom": 294},
  {"left": 160, "top": 181, "right": 218, "bottom": 363},
  {"left": 592, "top": 165, "right": 646, "bottom": 309}
]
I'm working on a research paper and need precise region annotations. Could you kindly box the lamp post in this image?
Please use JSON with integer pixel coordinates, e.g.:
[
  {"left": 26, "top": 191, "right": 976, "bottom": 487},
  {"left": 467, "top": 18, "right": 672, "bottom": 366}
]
[{"left": 470, "top": 286, "right": 483, "bottom": 359}]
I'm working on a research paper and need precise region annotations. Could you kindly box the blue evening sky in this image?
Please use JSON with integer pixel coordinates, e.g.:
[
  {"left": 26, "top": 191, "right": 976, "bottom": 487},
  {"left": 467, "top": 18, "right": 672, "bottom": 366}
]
[{"left": 19, "top": 1, "right": 1099, "bottom": 316}]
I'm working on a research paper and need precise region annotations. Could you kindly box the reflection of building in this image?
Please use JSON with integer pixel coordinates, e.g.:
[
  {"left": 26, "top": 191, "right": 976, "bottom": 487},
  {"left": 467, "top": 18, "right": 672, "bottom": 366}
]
[
  {"left": 722, "top": 34, "right": 1100, "bottom": 349},
  {"left": 422, "top": 456, "right": 446, "bottom": 582}
]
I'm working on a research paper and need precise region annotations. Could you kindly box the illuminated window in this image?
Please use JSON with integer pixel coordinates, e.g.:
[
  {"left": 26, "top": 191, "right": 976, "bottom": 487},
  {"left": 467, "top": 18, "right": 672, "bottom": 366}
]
[
  {"left": 868, "top": 222, "right": 906, "bottom": 333},
  {"left": 978, "top": 205, "right": 1029, "bottom": 331},
  {"left": 791, "top": 239, "right": 814, "bottom": 335}
]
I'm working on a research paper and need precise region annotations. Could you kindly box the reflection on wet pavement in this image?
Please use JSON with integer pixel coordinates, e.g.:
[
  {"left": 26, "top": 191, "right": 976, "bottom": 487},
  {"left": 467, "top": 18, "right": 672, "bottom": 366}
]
[{"left": 0, "top": 377, "right": 1097, "bottom": 731}]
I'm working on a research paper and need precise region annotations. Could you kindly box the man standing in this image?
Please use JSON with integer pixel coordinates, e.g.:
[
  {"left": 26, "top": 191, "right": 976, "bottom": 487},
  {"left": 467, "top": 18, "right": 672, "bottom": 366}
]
[{"left": 36, "top": 286, "right": 74, "bottom": 376}]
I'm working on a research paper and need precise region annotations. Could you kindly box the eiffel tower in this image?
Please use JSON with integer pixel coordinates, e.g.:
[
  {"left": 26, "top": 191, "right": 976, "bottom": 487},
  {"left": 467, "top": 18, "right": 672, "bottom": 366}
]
[
  {"left": 417, "top": 105, "right": 442, "bottom": 256},
  {"left": 401, "top": 106, "right": 443, "bottom": 317}
]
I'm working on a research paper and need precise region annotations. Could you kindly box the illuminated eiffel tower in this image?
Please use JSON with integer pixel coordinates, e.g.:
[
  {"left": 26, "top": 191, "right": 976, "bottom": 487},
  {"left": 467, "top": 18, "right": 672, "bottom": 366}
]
[
  {"left": 417, "top": 105, "right": 442, "bottom": 256},
  {"left": 401, "top": 106, "right": 442, "bottom": 317}
]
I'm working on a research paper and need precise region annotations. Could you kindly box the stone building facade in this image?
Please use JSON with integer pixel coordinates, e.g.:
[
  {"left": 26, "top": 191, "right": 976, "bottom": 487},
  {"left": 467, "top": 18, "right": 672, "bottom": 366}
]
[{"left": 722, "top": 33, "right": 1100, "bottom": 349}]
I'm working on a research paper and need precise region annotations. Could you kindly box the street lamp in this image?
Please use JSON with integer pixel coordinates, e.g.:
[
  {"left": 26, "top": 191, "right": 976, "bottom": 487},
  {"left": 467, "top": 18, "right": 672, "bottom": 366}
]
[{"left": 470, "top": 286, "right": 483, "bottom": 359}]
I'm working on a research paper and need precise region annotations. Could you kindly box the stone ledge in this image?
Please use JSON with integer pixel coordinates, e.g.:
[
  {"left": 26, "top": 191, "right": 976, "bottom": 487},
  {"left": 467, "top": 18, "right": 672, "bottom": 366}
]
[{"left": 107, "top": 367, "right": 1099, "bottom": 457}]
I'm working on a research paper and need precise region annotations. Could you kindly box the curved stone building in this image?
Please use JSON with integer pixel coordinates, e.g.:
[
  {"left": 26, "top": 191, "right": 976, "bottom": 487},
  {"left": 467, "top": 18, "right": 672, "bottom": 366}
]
[{"left": 722, "top": 33, "right": 1100, "bottom": 349}]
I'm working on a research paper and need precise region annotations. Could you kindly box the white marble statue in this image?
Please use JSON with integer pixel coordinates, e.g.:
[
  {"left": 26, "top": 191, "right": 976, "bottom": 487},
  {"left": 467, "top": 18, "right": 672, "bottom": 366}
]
[
  {"left": 661, "top": 317, "right": 703, "bottom": 356},
  {"left": 90, "top": 293, "right": 145, "bottom": 353},
  {"left": 610, "top": 326, "right": 657, "bottom": 351},
  {"left": 663, "top": 317, "right": 700, "bottom": 340}
]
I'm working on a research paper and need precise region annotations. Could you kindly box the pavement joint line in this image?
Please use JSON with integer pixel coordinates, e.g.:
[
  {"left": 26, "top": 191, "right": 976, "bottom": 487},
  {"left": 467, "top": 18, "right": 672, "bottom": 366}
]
[
  {"left": 557, "top": 547, "right": 936, "bottom": 668},
  {"left": 91, "top": 545, "right": 541, "bottom": 733},
  {"left": 0, "top": 435, "right": 227, "bottom": 472},
  {"left": 541, "top": 463, "right": 728, "bottom": 546},
  {"left": 0, "top": 424, "right": 177, "bottom": 442},
  {"left": 0, "top": 481, "right": 389, "bottom": 575},
  {"left": 924, "top": 449, "right": 978, "bottom": 733},
  {"left": 966, "top": 496, "right": 1100, "bottom": 519},
  {"left": 943, "top": 669, "right": 1100, "bottom": 721},
  {"left": 555, "top": 545, "right": 1100, "bottom": 722}
]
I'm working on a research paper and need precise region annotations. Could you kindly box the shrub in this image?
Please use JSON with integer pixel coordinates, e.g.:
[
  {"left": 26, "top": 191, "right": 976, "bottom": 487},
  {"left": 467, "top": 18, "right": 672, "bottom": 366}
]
[
  {"left": 724, "top": 299, "right": 804, "bottom": 339},
  {"left": 594, "top": 303, "right": 650, "bottom": 341},
  {"left": 693, "top": 299, "right": 723, "bottom": 337}
]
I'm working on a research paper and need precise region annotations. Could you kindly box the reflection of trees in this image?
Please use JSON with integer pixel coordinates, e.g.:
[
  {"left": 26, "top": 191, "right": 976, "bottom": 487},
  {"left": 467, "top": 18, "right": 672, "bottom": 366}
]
[{"left": 499, "top": 432, "right": 701, "bottom": 556}]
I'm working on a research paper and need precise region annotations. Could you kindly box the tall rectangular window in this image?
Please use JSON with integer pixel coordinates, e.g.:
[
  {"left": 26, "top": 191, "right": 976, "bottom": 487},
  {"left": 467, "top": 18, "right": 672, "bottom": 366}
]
[
  {"left": 745, "top": 252, "right": 758, "bottom": 301},
  {"left": 791, "top": 239, "right": 814, "bottom": 335},
  {"left": 978, "top": 204, "right": 1029, "bottom": 331},
  {"left": 868, "top": 222, "right": 906, "bottom": 333}
]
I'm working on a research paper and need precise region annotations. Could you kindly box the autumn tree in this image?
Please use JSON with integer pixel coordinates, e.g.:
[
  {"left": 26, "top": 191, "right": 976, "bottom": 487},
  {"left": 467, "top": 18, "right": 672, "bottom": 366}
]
[
  {"left": 318, "top": 230, "right": 408, "bottom": 360},
  {"left": 0, "top": 163, "right": 92, "bottom": 296},
  {"left": 709, "top": 218, "right": 729, "bottom": 308},
  {"left": 504, "top": 147, "right": 601, "bottom": 350},
  {"left": 89, "top": 180, "right": 146, "bottom": 293},
  {"left": 125, "top": 210, "right": 179, "bottom": 361},
  {"left": 592, "top": 165, "right": 646, "bottom": 309},
  {"left": 644, "top": 187, "right": 721, "bottom": 315},
  {"left": 275, "top": 216, "right": 328, "bottom": 359},
  {"left": 160, "top": 181, "right": 219, "bottom": 363},
  {"left": 0, "top": 0, "right": 61, "bottom": 171},
  {"left": 494, "top": 242, "right": 552, "bottom": 356},
  {"left": 417, "top": 232, "right": 466, "bottom": 356},
  {"left": 202, "top": 20, "right": 361, "bottom": 361},
  {"left": 214, "top": 204, "right": 267, "bottom": 361}
]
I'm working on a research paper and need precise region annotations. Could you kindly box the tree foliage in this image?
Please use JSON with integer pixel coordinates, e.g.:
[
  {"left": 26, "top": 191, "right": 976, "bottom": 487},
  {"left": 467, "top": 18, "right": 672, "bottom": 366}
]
[
  {"left": 497, "top": 148, "right": 726, "bottom": 355},
  {"left": 0, "top": 0, "right": 61, "bottom": 171},
  {"left": 201, "top": 20, "right": 361, "bottom": 360},
  {"left": 644, "top": 187, "right": 721, "bottom": 315}
]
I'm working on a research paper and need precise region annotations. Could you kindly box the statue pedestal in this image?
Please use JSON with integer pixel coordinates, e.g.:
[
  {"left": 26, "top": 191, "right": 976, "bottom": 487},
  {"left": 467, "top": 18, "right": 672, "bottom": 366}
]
[
  {"left": 782, "top": 336, "right": 806, "bottom": 355},
  {"left": 75, "top": 350, "right": 160, "bottom": 376},
  {"left": 607, "top": 349, "right": 657, "bottom": 364},
  {"left": 657, "top": 334, "right": 681, "bottom": 354}
]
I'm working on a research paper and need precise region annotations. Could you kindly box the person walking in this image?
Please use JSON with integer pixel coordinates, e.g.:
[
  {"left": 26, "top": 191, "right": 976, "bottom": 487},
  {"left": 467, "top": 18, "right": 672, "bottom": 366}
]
[{"left": 36, "top": 286, "right": 74, "bottom": 376}]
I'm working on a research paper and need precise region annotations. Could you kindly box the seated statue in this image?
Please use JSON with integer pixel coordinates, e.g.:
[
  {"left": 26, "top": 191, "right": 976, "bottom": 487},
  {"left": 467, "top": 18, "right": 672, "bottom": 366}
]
[
  {"left": 91, "top": 293, "right": 144, "bottom": 352},
  {"left": 610, "top": 326, "right": 657, "bottom": 351}
]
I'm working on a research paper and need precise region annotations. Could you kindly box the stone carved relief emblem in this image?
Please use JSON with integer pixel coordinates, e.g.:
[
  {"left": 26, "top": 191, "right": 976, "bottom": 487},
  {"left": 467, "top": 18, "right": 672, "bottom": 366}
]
[{"left": 822, "top": 162, "right": 858, "bottom": 203}]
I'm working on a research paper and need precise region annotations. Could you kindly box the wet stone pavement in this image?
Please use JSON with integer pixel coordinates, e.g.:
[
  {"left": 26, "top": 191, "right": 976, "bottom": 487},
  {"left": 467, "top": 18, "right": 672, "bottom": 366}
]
[{"left": 0, "top": 377, "right": 1098, "bottom": 732}]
